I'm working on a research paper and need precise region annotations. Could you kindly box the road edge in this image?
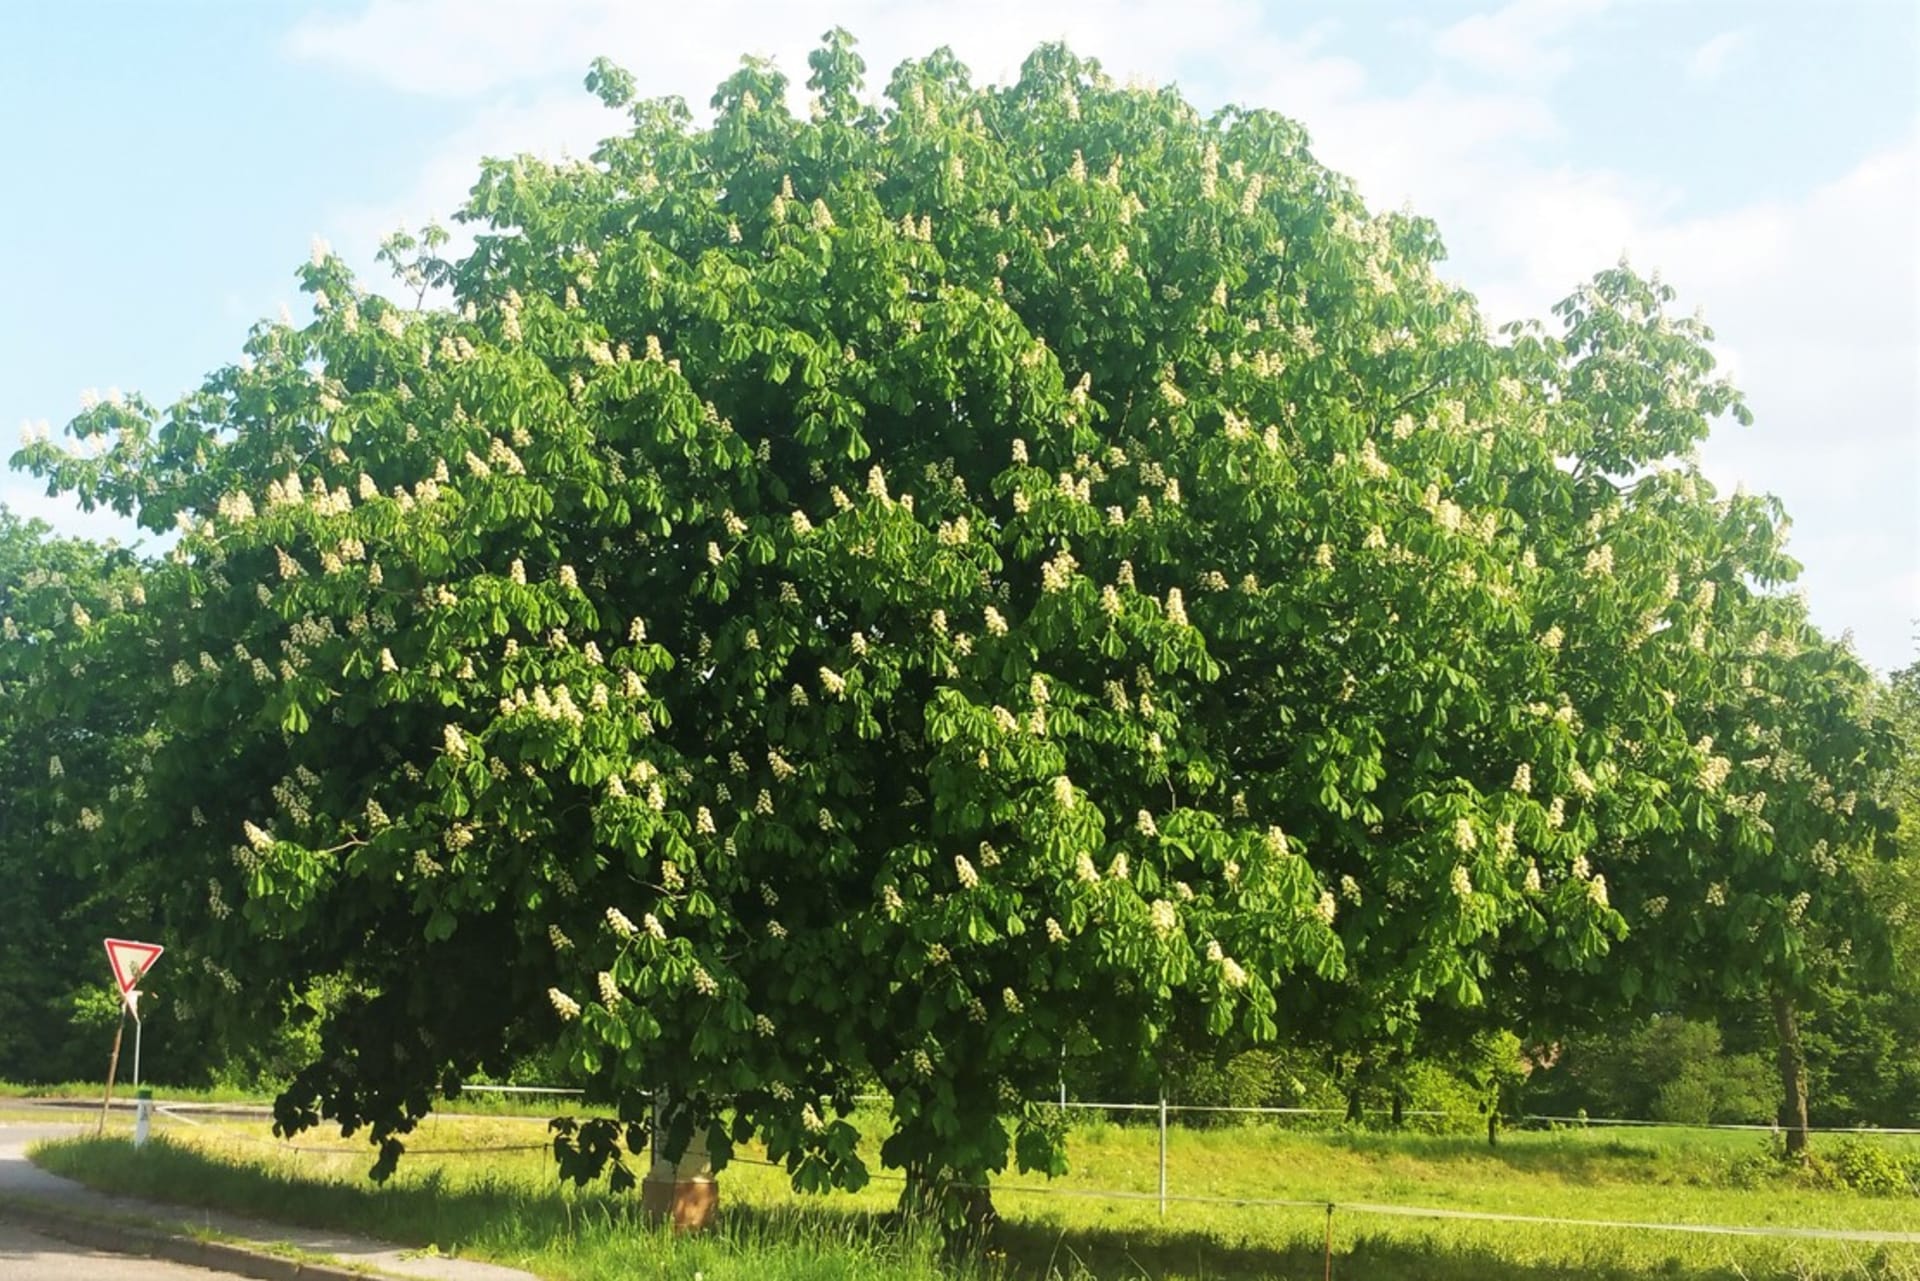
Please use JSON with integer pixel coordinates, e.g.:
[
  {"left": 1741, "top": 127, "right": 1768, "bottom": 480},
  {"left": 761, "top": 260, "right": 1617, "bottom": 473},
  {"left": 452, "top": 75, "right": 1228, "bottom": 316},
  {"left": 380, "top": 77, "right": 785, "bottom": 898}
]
[{"left": 0, "top": 1194, "right": 383, "bottom": 1279}]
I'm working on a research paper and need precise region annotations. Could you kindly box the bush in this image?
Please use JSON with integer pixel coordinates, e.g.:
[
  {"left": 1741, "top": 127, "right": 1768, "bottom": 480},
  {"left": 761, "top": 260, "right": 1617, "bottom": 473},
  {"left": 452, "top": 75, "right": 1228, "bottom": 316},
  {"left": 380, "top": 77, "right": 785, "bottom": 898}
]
[
  {"left": 1394, "top": 1061, "right": 1487, "bottom": 1135},
  {"left": 1828, "top": 1138, "right": 1917, "bottom": 1197},
  {"left": 1530, "top": 1016, "right": 1776, "bottom": 1124},
  {"left": 1164, "top": 1049, "right": 1342, "bottom": 1125}
]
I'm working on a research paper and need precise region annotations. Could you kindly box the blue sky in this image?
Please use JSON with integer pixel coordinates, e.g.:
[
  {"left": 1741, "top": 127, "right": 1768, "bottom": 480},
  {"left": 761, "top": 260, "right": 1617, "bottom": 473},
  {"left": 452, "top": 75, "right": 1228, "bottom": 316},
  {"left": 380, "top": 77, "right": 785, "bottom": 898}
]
[{"left": 2, "top": 1, "right": 1914, "bottom": 670}]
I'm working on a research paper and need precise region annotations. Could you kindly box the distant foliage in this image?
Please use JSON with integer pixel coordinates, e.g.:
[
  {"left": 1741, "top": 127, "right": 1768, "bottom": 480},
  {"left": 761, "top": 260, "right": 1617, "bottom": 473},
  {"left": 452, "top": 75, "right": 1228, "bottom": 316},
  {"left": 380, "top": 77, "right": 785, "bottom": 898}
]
[{"left": 1530, "top": 1016, "right": 1773, "bottom": 1126}]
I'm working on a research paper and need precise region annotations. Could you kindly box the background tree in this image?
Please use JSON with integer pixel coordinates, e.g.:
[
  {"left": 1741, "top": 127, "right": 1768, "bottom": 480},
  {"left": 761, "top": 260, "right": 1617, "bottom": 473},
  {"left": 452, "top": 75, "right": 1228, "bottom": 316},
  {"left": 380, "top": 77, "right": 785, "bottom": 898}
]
[{"left": 0, "top": 508, "right": 149, "bottom": 1082}]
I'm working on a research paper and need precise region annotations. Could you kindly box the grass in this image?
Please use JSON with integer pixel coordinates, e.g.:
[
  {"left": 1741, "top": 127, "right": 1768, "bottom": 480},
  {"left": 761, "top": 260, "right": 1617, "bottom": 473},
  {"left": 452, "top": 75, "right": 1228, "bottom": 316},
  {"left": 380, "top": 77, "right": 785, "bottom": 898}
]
[
  {"left": 0, "top": 1078, "right": 608, "bottom": 1118},
  {"left": 0, "top": 1079, "right": 277, "bottom": 1105},
  {"left": 26, "top": 1109, "right": 1920, "bottom": 1280}
]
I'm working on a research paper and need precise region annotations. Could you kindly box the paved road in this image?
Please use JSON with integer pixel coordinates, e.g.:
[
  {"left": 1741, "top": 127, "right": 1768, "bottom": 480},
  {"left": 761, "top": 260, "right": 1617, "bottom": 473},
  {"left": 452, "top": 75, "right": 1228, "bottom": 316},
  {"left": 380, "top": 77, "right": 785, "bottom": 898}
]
[
  {"left": 0, "top": 1217, "right": 231, "bottom": 1280},
  {"left": 0, "top": 1121, "right": 537, "bottom": 1280}
]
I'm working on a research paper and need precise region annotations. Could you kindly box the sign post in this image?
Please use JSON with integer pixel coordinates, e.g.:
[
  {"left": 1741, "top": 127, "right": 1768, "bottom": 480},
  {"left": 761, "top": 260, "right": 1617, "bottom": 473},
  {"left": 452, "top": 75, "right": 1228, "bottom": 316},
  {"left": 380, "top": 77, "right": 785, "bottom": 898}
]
[
  {"left": 97, "top": 1014, "right": 124, "bottom": 1138},
  {"left": 100, "top": 939, "right": 163, "bottom": 1136},
  {"left": 131, "top": 991, "right": 144, "bottom": 1090}
]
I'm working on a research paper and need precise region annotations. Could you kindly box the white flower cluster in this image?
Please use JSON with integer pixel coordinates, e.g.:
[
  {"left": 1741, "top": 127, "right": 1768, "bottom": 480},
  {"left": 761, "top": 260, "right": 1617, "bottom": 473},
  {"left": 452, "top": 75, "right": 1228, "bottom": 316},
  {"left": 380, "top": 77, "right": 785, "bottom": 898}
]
[
  {"left": 1165, "top": 588, "right": 1188, "bottom": 626},
  {"left": 1041, "top": 550, "right": 1077, "bottom": 593},
  {"left": 216, "top": 490, "right": 257, "bottom": 523},
  {"left": 1205, "top": 940, "right": 1249, "bottom": 988},
  {"left": 498, "top": 684, "right": 586, "bottom": 727},
  {"left": 548, "top": 988, "right": 581, "bottom": 1020}
]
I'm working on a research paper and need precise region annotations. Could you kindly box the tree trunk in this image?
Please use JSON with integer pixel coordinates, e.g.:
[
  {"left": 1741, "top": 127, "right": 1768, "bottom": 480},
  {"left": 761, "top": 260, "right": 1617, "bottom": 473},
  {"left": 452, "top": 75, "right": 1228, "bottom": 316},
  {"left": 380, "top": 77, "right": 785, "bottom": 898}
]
[
  {"left": 1771, "top": 987, "right": 1810, "bottom": 1158},
  {"left": 1345, "top": 1084, "right": 1363, "bottom": 1124},
  {"left": 901, "top": 1164, "right": 996, "bottom": 1241},
  {"left": 1390, "top": 1092, "right": 1405, "bottom": 1129}
]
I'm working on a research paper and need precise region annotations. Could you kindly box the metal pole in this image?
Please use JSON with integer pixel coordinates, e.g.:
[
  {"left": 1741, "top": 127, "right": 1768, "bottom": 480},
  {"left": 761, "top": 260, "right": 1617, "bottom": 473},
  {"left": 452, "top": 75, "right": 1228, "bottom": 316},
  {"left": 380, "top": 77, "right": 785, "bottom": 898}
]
[
  {"left": 132, "top": 1006, "right": 143, "bottom": 1092},
  {"left": 1157, "top": 1087, "right": 1168, "bottom": 1217},
  {"left": 1059, "top": 1046, "right": 1066, "bottom": 1109},
  {"left": 98, "top": 1012, "right": 126, "bottom": 1137}
]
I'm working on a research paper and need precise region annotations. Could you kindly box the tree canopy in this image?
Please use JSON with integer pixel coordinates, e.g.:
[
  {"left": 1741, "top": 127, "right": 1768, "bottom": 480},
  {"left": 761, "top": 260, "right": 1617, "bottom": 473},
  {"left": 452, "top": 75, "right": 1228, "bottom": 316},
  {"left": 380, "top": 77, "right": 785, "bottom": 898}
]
[{"left": 6, "top": 31, "right": 1902, "bottom": 1206}]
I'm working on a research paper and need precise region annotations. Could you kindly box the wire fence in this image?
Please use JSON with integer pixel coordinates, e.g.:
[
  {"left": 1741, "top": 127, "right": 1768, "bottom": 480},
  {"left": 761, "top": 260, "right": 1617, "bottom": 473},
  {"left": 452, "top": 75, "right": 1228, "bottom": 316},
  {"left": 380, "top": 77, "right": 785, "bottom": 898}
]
[
  {"left": 97, "top": 1089, "right": 1918, "bottom": 1251},
  {"left": 38, "top": 1087, "right": 1919, "bottom": 1255},
  {"left": 59, "top": 1086, "right": 1920, "bottom": 1138},
  {"left": 847, "top": 1090, "right": 1920, "bottom": 1135}
]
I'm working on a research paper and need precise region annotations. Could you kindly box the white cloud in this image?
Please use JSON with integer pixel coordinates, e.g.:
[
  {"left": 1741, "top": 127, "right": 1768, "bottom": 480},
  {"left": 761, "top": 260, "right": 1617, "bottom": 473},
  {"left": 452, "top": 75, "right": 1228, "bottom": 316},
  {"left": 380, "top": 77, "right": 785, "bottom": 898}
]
[
  {"left": 1432, "top": 0, "right": 1613, "bottom": 84},
  {"left": 0, "top": 471, "right": 148, "bottom": 549},
  {"left": 1686, "top": 28, "right": 1750, "bottom": 85},
  {"left": 327, "top": 89, "right": 623, "bottom": 280},
  {"left": 287, "top": 0, "right": 1286, "bottom": 104}
]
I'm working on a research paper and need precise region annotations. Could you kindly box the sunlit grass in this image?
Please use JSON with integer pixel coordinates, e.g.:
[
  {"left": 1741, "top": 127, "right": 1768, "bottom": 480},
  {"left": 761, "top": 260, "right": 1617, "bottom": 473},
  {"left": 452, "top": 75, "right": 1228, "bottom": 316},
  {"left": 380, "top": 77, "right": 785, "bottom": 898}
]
[{"left": 28, "top": 1109, "right": 1920, "bottom": 1280}]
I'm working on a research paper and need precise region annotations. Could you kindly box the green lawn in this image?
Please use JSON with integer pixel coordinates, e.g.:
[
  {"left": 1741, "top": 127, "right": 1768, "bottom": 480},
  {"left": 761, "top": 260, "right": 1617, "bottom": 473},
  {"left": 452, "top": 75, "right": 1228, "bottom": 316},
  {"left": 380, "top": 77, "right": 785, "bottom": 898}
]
[
  {"left": 0, "top": 1078, "right": 605, "bottom": 1118},
  {"left": 28, "top": 1110, "right": 1920, "bottom": 1280}
]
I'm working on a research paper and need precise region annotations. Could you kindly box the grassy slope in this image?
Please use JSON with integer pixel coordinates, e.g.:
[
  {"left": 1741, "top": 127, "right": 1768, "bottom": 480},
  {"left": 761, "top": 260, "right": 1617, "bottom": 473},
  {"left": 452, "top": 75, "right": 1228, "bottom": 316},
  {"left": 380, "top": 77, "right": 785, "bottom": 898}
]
[{"left": 28, "top": 1112, "right": 1920, "bottom": 1281}]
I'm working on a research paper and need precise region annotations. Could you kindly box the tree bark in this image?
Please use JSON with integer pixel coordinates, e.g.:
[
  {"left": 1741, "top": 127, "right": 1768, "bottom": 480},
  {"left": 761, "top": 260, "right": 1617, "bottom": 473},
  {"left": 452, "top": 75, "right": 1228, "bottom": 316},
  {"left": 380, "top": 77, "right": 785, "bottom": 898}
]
[
  {"left": 901, "top": 1164, "right": 996, "bottom": 1240},
  {"left": 1771, "top": 987, "right": 1810, "bottom": 1158}
]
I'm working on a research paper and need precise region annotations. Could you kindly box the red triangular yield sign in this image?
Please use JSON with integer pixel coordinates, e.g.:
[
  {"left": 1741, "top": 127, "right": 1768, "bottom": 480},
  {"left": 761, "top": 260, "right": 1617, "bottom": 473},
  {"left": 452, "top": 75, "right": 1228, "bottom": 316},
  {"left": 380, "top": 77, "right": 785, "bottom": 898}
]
[{"left": 104, "top": 938, "right": 164, "bottom": 1009}]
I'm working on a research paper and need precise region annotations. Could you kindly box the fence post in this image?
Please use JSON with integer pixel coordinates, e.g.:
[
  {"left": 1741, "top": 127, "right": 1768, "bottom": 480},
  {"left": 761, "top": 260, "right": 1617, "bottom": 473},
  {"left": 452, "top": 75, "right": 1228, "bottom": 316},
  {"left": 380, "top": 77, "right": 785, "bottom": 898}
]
[{"left": 1157, "top": 1087, "right": 1168, "bottom": 1217}]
